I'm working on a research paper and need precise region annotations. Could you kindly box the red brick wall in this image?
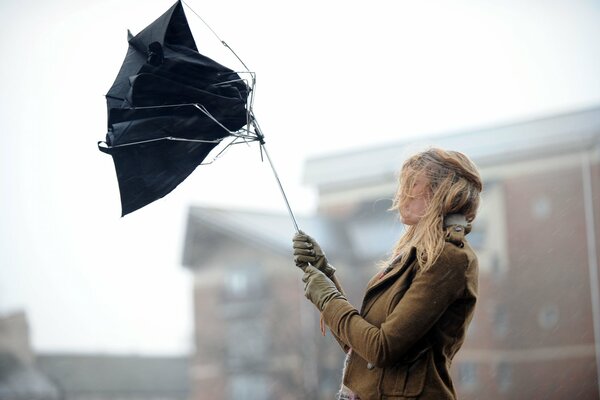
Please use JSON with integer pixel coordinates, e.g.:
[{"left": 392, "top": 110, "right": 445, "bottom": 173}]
[{"left": 453, "top": 160, "right": 600, "bottom": 399}]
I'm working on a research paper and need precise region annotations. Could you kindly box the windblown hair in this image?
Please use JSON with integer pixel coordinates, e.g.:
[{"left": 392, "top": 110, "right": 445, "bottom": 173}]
[{"left": 387, "top": 147, "right": 483, "bottom": 271}]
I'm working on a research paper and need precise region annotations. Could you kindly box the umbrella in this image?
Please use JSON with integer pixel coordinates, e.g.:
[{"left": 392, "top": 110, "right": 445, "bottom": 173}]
[{"left": 99, "top": 0, "right": 297, "bottom": 230}]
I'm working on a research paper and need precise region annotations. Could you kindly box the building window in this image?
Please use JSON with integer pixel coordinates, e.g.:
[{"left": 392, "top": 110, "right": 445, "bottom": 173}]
[
  {"left": 228, "top": 270, "right": 249, "bottom": 296},
  {"left": 531, "top": 195, "right": 552, "bottom": 220},
  {"left": 223, "top": 263, "right": 265, "bottom": 301},
  {"left": 493, "top": 304, "right": 509, "bottom": 338},
  {"left": 226, "top": 318, "right": 267, "bottom": 370},
  {"left": 538, "top": 304, "right": 560, "bottom": 330},
  {"left": 489, "top": 253, "right": 505, "bottom": 281},
  {"left": 457, "top": 362, "right": 478, "bottom": 391},
  {"left": 495, "top": 362, "right": 512, "bottom": 393},
  {"left": 229, "top": 374, "right": 267, "bottom": 400},
  {"left": 473, "top": 182, "right": 509, "bottom": 276},
  {"left": 466, "top": 318, "right": 478, "bottom": 339}
]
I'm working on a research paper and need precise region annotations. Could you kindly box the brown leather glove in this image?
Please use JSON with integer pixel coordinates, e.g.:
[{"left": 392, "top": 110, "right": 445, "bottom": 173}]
[
  {"left": 302, "top": 265, "right": 346, "bottom": 312},
  {"left": 292, "top": 231, "right": 336, "bottom": 278}
]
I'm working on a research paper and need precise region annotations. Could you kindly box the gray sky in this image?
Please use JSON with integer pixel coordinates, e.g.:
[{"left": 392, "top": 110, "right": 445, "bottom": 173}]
[{"left": 1, "top": 0, "right": 599, "bottom": 355}]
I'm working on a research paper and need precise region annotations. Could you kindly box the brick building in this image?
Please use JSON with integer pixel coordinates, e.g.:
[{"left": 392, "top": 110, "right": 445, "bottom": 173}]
[
  {"left": 182, "top": 106, "right": 600, "bottom": 399},
  {"left": 182, "top": 210, "right": 348, "bottom": 399}
]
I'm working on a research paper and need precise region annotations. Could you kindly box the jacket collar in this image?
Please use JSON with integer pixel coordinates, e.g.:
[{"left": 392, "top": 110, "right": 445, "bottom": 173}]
[
  {"left": 444, "top": 213, "right": 472, "bottom": 234},
  {"left": 365, "top": 247, "right": 417, "bottom": 294}
]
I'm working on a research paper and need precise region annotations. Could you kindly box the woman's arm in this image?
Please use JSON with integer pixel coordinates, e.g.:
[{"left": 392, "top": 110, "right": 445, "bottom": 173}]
[
  {"left": 321, "top": 245, "right": 468, "bottom": 367},
  {"left": 325, "top": 274, "right": 351, "bottom": 352}
]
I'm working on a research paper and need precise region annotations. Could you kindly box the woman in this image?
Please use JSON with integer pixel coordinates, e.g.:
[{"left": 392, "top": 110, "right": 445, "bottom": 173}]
[{"left": 293, "top": 147, "right": 482, "bottom": 400}]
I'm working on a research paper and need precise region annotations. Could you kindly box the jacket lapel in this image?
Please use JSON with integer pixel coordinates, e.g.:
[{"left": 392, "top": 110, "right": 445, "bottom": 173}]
[
  {"left": 366, "top": 247, "right": 416, "bottom": 293},
  {"left": 360, "top": 248, "right": 417, "bottom": 314}
]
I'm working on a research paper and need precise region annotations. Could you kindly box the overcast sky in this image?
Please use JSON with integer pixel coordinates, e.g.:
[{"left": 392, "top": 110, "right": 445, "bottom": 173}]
[{"left": 1, "top": 0, "right": 599, "bottom": 355}]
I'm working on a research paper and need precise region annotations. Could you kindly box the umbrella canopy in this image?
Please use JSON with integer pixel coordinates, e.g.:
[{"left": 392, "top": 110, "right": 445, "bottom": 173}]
[{"left": 100, "top": 0, "right": 253, "bottom": 216}]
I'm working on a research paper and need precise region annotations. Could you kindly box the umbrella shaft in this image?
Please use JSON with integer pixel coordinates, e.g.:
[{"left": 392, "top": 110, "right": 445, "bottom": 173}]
[{"left": 261, "top": 143, "right": 299, "bottom": 233}]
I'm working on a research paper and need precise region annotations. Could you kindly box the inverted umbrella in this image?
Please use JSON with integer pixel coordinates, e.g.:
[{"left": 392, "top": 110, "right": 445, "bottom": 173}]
[{"left": 99, "top": 0, "right": 298, "bottom": 230}]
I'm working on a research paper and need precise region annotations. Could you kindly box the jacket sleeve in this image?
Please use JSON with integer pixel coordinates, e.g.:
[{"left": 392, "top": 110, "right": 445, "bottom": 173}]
[
  {"left": 327, "top": 274, "right": 351, "bottom": 353},
  {"left": 321, "top": 245, "right": 468, "bottom": 367}
]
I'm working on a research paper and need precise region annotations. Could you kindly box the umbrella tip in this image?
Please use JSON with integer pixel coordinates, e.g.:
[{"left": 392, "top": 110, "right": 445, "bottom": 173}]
[{"left": 127, "top": 29, "right": 134, "bottom": 41}]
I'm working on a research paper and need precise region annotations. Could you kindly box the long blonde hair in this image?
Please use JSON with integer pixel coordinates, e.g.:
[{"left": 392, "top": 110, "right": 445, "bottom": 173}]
[{"left": 387, "top": 147, "right": 483, "bottom": 271}]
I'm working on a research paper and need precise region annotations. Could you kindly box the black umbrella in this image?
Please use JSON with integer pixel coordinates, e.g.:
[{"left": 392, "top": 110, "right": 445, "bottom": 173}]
[{"left": 99, "top": 1, "right": 297, "bottom": 229}]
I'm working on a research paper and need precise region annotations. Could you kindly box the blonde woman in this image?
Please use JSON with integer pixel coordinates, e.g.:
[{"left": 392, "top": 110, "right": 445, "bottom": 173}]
[{"left": 293, "top": 148, "right": 483, "bottom": 400}]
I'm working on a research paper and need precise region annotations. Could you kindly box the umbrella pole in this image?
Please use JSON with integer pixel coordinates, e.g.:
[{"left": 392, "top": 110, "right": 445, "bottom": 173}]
[{"left": 260, "top": 143, "right": 300, "bottom": 233}]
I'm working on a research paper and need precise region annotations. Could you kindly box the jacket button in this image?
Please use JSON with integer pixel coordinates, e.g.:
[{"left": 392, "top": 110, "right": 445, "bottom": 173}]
[{"left": 367, "top": 363, "right": 374, "bottom": 370}]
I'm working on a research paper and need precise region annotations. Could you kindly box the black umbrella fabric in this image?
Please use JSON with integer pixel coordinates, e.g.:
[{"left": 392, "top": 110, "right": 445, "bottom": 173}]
[{"left": 99, "top": 1, "right": 254, "bottom": 216}]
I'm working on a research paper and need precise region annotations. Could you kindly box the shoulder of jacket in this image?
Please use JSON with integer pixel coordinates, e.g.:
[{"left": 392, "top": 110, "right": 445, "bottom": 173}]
[
  {"left": 438, "top": 241, "right": 470, "bottom": 269},
  {"left": 444, "top": 223, "right": 468, "bottom": 247}
]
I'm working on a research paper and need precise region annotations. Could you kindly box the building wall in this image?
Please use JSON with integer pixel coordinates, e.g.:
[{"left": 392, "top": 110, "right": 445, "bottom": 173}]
[
  {"left": 0, "top": 311, "right": 34, "bottom": 366},
  {"left": 451, "top": 155, "right": 599, "bottom": 399},
  {"left": 188, "top": 241, "right": 335, "bottom": 400}
]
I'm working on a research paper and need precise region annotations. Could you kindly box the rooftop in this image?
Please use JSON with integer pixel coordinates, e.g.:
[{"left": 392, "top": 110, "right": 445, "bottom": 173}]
[
  {"left": 303, "top": 105, "right": 600, "bottom": 191},
  {"left": 37, "top": 354, "right": 189, "bottom": 398}
]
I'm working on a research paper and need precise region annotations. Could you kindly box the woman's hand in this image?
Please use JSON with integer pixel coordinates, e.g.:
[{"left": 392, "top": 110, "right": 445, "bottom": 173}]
[
  {"left": 302, "top": 265, "right": 346, "bottom": 312},
  {"left": 292, "top": 231, "right": 336, "bottom": 277}
]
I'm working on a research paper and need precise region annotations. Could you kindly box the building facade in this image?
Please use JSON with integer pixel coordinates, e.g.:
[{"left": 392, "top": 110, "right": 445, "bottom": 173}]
[{"left": 182, "top": 106, "right": 600, "bottom": 399}]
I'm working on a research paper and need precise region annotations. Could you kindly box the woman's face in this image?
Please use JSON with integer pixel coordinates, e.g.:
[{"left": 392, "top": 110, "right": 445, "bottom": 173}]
[{"left": 399, "top": 174, "right": 431, "bottom": 226}]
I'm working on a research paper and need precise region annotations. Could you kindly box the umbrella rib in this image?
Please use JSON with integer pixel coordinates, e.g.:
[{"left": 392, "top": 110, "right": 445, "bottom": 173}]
[
  {"left": 106, "top": 95, "right": 125, "bottom": 101},
  {"left": 191, "top": 104, "right": 255, "bottom": 140},
  {"left": 101, "top": 136, "right": 226, "bottom": 149},
  {"left": 199, "top": 137, "right": 241, "bottom": 165},
  {"left": 192, "top": 104, "right": 235, "bottom": 134},
  {"left": 212, "top": 76, "right": 251, "bottom": 87},
  {"left": 198, "top": 135, "right": 259, "bottom": 165},
  {"left": 181, "top": 0, "right": 250, "bottom": 72},
  {"left": 123, "top": 103, "right": 256, "bottom": 140},
  {"left": 122, "top": 102, "right": 258, "bottom": 140}
]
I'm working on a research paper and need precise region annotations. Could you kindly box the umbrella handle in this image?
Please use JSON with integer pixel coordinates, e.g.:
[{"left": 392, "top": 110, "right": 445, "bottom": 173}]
[{"left": 260, "top": 143, "right": 300, "bottom": 233}]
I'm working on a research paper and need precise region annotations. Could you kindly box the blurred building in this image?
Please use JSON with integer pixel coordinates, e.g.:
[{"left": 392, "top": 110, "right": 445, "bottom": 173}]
[
  {"left": 0, "top": 312, "right": 190, "bottom": 400},
  {"left": 182, "top": 105, "right": 600, "bottom": 399},
  {"left": 181, "top": 209, "right": 350, "bottom": 399},
  {"left": 37, "top": 354, "right": 189, "bottom": 400},
  {"left": 0, "top": 311, "right": 62, "bottom": 400}
]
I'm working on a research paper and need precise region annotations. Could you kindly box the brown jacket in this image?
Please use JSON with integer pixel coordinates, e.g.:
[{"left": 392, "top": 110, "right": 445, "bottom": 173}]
[{"left": 322, "top": 237, "right": 478, "bottom": 400}]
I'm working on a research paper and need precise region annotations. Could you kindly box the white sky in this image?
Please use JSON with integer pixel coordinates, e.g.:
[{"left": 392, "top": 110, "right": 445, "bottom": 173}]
[{"left": 0, "top": 0, "right": 599, "bottom": 356}]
